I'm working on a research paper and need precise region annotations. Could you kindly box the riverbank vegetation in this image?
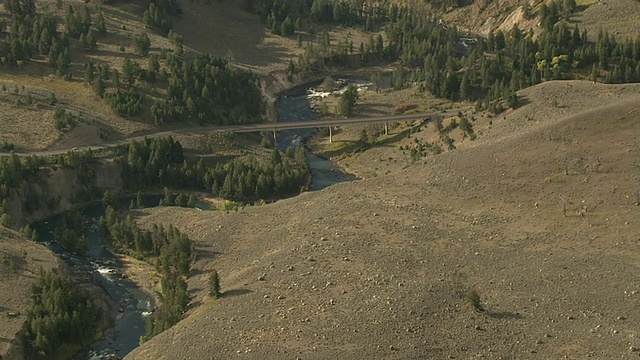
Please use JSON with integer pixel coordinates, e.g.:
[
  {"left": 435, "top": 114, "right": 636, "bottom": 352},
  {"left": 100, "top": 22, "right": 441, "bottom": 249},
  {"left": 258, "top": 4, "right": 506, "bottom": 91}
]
[
  {"left": 53, "top": 210, "right": 86, "bottom": 254},
  {"left": 99, "top": 207, "right": 194, "bottom": 340},
  {"left": 24, "top": 269, "right": 103, "bottom": 360},
  {"left": 249, "top": 0, "right": 640, "bottom": 117},
  {"left": 118, "top": 136, "right": 311, "bottom": 202}
]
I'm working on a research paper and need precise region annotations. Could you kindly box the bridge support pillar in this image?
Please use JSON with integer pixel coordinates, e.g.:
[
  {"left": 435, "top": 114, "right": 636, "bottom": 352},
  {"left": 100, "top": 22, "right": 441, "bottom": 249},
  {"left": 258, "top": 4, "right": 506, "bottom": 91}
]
[
  {"left": 384, "top": 122, "right": 388, "bottom": 135},
  {"left": 273, "top": 129, "right": 277, "bottom": 144},
  {"left": 329, "top": 126, "right": 332, "bottom": 143}
]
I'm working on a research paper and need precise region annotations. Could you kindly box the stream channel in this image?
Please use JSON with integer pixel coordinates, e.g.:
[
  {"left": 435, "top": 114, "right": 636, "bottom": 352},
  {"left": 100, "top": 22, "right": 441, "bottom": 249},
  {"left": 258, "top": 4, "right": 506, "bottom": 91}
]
[{"left": 31, "top": 78, "right": 363, "bottom": 359}]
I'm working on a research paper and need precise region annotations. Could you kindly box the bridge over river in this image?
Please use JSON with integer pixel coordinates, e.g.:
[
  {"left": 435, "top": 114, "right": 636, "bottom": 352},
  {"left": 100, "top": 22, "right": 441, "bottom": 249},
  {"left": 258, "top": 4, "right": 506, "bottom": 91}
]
[{"left": 6, "top": 108, "right": 465, "bottom": 157}]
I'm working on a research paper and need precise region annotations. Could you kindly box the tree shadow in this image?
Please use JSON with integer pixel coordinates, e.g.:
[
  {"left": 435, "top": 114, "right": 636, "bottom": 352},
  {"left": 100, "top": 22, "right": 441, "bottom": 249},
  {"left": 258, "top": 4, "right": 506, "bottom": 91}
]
[
  {"left": 574, "top": 4, "right": 590, "bottom": 13},
  {"left": 189, "top": 267, "right": 208, "bottom": 277},
  {"left": 515, "top": 96, "right": 531, "bottom": 108},
  {"left": 356, "top": 102, "right": 393, "bottom": 115},
  {"left": 195, "top": 248, "right": 221, "bottom": 260},
  {"left": 188, "top": 299, "right": 202, "bottom": 311},
  {"left": 223, "top": 288, "right": 253, "bottom": 298},
  {"left": 486, "top": 311, "right": 524, "bottom": 320}
]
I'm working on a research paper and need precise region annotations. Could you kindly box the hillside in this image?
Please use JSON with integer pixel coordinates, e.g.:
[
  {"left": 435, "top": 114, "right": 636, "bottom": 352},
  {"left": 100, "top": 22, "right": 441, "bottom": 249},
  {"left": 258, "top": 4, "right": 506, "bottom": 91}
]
[
  {"left": 2, "top": 0, "right": 640, "bottom": 358},
  {"left": 126, "top": 81, "right": 640, "bottom": 359},
  {"left": 0, "top": 229, "right": 60, "bottom": 359}
]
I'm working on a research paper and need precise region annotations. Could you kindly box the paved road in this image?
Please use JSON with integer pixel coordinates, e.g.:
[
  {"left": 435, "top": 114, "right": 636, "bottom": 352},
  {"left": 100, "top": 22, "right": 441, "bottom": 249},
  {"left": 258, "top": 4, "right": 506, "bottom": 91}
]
[{"left": 6, "top": 108, "right": 466, "bottom": 157}]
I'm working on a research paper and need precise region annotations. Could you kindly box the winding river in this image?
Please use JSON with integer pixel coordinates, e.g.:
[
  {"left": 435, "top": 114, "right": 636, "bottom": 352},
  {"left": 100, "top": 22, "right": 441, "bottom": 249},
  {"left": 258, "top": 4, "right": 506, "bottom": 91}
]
[
  {"left": 31, "top": 79, "right": 360, "bottom": 359},
  {"left": 275, "top": 80, "right": 358, "bottom": 189},
  {"left": 32, "top": 196, "right": 162, "bottom": 360}
]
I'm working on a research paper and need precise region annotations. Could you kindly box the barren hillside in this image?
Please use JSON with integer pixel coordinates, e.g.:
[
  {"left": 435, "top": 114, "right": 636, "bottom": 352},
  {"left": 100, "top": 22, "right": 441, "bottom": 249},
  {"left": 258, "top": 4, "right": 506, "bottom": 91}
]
[{"left": 126, "top": 81, "right": 640, "bottom": 359}]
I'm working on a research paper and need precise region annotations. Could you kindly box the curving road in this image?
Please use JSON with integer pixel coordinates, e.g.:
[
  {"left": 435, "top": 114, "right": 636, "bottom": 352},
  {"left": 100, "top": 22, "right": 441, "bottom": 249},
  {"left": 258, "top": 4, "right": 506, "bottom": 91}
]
[{"left": 6, "top": 108, "right": 467, "bottom": 157}]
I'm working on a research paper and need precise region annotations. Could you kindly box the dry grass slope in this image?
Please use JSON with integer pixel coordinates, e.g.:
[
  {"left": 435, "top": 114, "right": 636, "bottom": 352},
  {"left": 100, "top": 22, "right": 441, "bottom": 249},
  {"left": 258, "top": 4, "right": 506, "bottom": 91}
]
[
  {"left": 126, "top": 81, "right": 639, "bottom": 359},
  {"left": 0, "top": 229, "right": 60, "bottom": 359}
]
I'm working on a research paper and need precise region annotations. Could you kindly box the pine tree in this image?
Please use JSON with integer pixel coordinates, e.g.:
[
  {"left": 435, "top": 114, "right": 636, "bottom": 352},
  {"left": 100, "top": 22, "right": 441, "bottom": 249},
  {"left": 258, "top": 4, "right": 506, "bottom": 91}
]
[
  {"left": 135, "top": 32, "right": 151, "bottom": 56},
  {"left": 459, "top": 74, "right": 469, "bottom": 100},
  {"left": 590, "top": 63, "right": 599, "bottom": 82},
  {"left": 86, "top": 30, "right": 97, "bottom": 51},
  {"left": 209, "top": 270, "right": 221, "bottom": 298},
  {"left": 92, "top": 75, "right": 105, "bottom": 97},
  {"left": 96, "top": 10, "right": 106, "bottom": 35}
]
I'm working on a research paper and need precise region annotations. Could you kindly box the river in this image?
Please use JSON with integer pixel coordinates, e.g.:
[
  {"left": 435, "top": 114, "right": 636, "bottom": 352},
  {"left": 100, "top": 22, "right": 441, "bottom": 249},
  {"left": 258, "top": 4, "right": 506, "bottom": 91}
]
[
  {"left": 31, "top": 79, "right": 361, "bottom": 359},
  {"left": 275, "top": 78, "right": 361, "bottom": 190},
  {"left": 32, "top": 196, "right": 162, "bottom": 360}
]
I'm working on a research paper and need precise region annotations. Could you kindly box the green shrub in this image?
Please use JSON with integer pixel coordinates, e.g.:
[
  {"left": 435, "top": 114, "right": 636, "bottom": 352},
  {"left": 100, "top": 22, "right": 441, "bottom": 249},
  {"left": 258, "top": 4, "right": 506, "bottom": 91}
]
[{"left": 467, "top": 289, "right": 484, "bottom": 312}]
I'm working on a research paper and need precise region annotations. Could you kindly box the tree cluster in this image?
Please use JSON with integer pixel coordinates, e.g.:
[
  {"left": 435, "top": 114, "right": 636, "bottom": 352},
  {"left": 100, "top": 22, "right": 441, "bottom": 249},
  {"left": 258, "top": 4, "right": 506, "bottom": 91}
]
[
  {"left": 208, "top": 148, "right": 310, "bottom": 200},
  {"left": 385, "top": 4, "right": 640, "bottom": 112},
  {"left": 3, "top": 0, "right": 36, "bottom": 16},
  {"left": 0, "top": 152, "right": 43, "bottom": 226},
  {"left": 145, "top": 225, "right": 191, "bottom": 337},
  {"left": 99, "top": 207, "right": 193, "bottom": 339},
  {"left": 158, "top": 187, "right": 196, "bottom": 208},
  {"left": 53, "top": 209, "right": 87, "bottom": 254},
  {"left": 338, "top": 83, "right": 358, "bottom": 116},
  {"left": 119, "top": 136, "right": 185, "bottom": 190},
  {"left": 25, "top": 269, "right": 102, "bottom": 359},
  {"left": 65, "top": 4, "right": 92, "bottom": 38},
  {"left": 143, "top": 0, "right": 182, "bottom": 35},
  {"left": 105, "top": 88, "right": 143, "bottom": 116},
  {"left": 53, "top": 106, "right": 75, "bottom": 132},
  {"left": 118, "top": 137, "right": 310, "bottom": 202},
  {"left": 0, "top": 3, "right": 66, "bottom": 67},
  {"left": 150, "top": 55, "right": 263, "bottom": 125}
]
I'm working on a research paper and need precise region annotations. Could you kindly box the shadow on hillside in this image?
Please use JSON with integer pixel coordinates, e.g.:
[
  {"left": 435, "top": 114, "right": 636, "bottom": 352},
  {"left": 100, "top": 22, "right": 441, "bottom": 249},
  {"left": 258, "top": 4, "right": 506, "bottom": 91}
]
[
  {"left": 223, "top": 288, "right": 253, "bottom": 298},
  {"left": 356, "top": 102, "right": 393, "bottom": 115},
  {"left": 189, "top": 267, "right": 211, "bottom": 277},
  {"left": 515, "top": 96, "right": 531, "bottom": 108},
  {"left": 486, "top": 311, "right": 524, "bottom": 320},
  {"left": 574, "top": 4, "right": 590, "bottom": 13},
  {"left": 172, "top": 2, "right": 294, "bottom": 68},
  {"left": 196, "top": 248, "right": 222, "bottom": 260}
]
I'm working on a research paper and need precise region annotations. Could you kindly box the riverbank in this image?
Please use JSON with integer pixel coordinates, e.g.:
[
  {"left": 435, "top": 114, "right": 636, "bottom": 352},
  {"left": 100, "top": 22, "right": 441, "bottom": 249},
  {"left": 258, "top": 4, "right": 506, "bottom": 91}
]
[{"left": 113, "top": 253, "right": 160, "bottom": 312}]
